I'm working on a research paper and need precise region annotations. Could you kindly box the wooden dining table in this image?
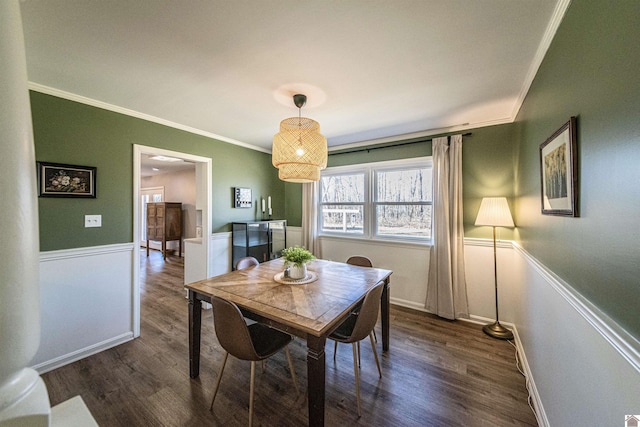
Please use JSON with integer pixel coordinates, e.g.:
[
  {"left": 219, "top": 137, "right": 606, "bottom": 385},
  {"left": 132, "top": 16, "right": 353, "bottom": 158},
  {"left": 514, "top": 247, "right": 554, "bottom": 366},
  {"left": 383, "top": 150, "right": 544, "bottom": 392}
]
[{"left": 185, "top": 258, "right": 392, "bottom": 426}]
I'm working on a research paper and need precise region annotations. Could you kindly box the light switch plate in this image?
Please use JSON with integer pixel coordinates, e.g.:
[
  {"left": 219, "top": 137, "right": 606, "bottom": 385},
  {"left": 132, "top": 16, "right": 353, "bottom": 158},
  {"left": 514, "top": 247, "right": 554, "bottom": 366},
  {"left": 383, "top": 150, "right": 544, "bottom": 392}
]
[{"left": 84, "top": 215, "right": 102, "bottom": 228}]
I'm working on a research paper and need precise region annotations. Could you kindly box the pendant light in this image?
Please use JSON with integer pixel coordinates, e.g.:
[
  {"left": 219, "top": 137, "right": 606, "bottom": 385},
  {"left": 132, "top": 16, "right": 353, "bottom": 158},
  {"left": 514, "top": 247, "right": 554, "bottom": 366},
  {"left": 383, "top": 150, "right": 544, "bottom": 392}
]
[{"left": 272, "top": 94, "right": 327, "bottom": 183}]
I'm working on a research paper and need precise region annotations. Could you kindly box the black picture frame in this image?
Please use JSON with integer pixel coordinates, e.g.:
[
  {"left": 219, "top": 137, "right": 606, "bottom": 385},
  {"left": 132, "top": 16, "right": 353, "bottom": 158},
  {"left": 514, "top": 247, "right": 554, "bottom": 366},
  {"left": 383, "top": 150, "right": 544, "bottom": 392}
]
[
  {"left": 539, "top": 117, "right": 578, "bottom": 216},
  {"left": 37, "top": 162, "right": 97, "bottom": 198},
  {"left": 234, "top": 187, "right": 252, "bottom": 208}
]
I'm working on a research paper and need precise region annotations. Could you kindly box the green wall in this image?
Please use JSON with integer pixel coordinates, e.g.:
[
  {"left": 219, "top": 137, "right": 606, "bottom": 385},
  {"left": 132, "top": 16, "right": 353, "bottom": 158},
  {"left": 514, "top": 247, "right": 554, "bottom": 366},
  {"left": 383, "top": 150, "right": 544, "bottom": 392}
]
[
  {"left": 31, "top": 91, "right": 285, "bottom": 251},
  {"left": 283, "top": 181, "right": 303, "bottom": 227},
  {"left": 513, "top": 0, "right": 640, "bottom": 337}
]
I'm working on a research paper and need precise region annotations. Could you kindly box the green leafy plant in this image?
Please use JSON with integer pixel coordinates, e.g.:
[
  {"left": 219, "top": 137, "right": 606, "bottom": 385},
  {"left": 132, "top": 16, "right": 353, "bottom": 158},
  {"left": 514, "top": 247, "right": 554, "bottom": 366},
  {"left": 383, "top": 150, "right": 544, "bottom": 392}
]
[{"left": 281, "top": 246, "right": 315, "bottom": 267}]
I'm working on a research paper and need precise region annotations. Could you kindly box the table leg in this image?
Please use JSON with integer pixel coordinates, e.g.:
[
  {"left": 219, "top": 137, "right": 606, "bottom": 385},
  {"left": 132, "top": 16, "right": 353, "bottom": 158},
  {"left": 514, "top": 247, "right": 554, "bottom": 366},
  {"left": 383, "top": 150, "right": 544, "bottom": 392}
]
[
  {"left": 307, "top": 335, "right": 326, "bottom": 427},
  {"left": 381, "top": 279, "right": 390, "bottom": 351},
  {"left": 188, "top": 290, "right": 202, "bottom": 378}
]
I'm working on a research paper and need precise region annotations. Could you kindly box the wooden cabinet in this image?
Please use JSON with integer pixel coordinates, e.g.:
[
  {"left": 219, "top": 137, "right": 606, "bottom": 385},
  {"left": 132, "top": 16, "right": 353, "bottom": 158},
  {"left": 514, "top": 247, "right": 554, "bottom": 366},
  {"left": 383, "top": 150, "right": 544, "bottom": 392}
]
[
  {"left": 232, "top": 220, "right": 286, "bottom": 269},
  {"left": 146, "top": 202, "right": 182, "bottom": 260}
]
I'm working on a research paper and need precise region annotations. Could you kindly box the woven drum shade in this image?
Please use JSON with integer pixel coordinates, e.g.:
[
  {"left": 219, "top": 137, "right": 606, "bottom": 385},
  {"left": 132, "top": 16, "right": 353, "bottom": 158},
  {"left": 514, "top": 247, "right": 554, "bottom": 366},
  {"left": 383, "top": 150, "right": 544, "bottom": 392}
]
[{"left": 272, "top": 116, "right": 327, "bottom": 183}]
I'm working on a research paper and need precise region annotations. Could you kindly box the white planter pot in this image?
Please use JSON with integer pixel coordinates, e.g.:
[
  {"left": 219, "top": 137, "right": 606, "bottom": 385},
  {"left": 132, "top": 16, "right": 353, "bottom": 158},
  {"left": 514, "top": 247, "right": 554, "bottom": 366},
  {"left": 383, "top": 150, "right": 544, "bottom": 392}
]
[{"left": 289, "top": 264, "right": 307, "bottom": 280}]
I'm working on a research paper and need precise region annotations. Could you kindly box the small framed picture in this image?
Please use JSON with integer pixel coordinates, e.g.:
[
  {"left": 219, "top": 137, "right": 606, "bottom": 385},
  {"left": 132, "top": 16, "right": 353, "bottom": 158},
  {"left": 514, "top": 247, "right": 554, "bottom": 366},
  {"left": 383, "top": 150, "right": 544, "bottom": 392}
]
[
  {"left": 37, "top": 162, "right": 97, "bottom": 198},
  {"left": 539, "top": 117, "right": 578, "bottom": 216},
  {"left": 234, "top": 187, "right": 252, "bottom": 208}
]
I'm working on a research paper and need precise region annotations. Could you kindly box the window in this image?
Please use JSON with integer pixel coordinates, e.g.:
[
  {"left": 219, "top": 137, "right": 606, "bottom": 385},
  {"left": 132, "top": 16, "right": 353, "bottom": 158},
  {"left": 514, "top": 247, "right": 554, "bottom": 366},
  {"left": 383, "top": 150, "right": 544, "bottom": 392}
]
[
  {"left": 320, "top": 171, "right": 366, "bottom": 235},
  {"left": 319, "top": 158, "right": 432, "bottom": 241}
]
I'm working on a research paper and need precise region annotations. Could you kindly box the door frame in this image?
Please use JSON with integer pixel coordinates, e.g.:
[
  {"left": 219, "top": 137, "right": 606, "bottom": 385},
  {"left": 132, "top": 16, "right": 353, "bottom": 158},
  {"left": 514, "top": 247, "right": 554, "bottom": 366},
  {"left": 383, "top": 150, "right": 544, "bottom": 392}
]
[{"left": 133, "top": 144, "right": 212, "bottom": 337}]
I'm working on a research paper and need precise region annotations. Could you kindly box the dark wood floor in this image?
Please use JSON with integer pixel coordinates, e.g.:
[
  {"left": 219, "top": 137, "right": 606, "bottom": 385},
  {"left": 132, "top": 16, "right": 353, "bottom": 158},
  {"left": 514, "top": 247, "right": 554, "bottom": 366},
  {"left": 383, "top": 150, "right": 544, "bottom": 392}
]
[{"left": 42, "top": 249, "right": 538, "bottom": 426}]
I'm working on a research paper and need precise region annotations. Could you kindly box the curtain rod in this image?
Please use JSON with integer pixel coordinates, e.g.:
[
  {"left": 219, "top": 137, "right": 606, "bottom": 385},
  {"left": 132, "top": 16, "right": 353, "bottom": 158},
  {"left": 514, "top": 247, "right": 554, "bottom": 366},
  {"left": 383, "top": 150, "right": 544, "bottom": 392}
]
[{"left": 328, "top": 132, "right": 472, "bottom": 156}]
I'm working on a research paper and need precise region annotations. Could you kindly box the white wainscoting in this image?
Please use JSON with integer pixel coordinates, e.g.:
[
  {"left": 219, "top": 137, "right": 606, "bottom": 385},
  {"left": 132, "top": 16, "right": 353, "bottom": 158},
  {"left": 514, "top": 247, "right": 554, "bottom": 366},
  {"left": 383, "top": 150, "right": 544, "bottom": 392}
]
[
  {"left": 209, "top": 232, "right": 232, "bottom": 277},
  {"left": 286, "top": 226, "right": 302, "bottom": 248},
  {"left": 510, "top": 243, "right": 640, "bottom": 426},
  {"left": 32, "top": 243, "right": 135, "bottom": 374},
  {"left": 317, "top": 235, "right": 515, "bottom": 317},
  {"left": 318, "top": 235, "right": 431, "bottom": 310},
  {"left": 463, "top": 238, "right": 519, "bottom": 323}
]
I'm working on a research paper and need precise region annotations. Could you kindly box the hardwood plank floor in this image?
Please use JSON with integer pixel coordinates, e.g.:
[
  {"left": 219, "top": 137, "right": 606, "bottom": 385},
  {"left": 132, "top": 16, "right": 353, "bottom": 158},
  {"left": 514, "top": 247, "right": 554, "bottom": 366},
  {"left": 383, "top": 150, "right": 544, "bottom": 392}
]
[{"left": 42, "top": 249, "right": 538, "bottom": 426}]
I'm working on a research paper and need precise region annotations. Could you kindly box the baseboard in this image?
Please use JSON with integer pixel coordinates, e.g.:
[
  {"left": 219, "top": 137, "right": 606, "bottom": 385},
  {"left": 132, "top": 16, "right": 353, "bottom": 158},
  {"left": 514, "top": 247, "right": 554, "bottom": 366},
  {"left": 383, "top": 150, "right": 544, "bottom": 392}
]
[
  {"left": 510, "top": 325, "right": 549, "bottom": 427},
  {"left": 390, "top": 297, "right": 428, "bottom": 312},
  {"left": 32, "top": 332, "right": 133, "bottom": 374}
]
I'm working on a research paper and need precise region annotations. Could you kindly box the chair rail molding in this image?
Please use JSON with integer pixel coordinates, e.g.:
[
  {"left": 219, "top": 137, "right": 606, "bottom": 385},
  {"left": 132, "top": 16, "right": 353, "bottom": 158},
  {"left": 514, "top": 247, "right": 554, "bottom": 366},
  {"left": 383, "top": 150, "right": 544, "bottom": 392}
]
[{"left": 512, "top": 242, "right": 640, "bottom": 374}]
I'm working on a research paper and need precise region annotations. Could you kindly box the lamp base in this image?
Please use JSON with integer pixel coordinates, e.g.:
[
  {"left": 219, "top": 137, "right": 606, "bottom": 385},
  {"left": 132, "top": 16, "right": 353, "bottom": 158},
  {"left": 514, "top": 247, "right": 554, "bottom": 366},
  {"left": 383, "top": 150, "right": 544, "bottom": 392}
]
[{"left": 482, "top": 321, "right": 513, "bottom": 340}]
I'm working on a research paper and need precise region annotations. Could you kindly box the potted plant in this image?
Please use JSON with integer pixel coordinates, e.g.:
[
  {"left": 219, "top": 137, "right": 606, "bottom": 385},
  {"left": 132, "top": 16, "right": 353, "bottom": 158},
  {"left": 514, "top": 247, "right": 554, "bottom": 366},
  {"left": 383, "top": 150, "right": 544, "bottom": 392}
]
[{"left": 281, "top": 246, "right": 315, "bottom": 279}]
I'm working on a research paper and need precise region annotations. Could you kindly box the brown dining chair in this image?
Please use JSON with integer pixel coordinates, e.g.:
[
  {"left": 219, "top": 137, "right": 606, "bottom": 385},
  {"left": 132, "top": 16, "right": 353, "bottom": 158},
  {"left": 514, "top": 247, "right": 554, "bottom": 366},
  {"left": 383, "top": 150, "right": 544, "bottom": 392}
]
[
  {"left": 235, "top": 256, "right": 259, "bottom": 270},
  {"left": 334, "top": 256, "right": 377, "bottom": 362},
  {"left": 346, "top": 255, "right": 373, "bottom": 268},
  {"left": 329, "top": 281, "right": 384, "bottom": 417},
  {"left": 209, "top": 296, "right": 298, "bottom": 426}
]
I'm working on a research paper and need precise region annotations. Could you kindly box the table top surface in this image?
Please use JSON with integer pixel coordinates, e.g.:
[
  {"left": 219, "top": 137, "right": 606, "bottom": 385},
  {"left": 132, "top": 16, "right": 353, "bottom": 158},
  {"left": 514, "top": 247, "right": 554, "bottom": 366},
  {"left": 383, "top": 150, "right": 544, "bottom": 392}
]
[{"left": 185, "top": 258, "right": 392, "bottom": 337}]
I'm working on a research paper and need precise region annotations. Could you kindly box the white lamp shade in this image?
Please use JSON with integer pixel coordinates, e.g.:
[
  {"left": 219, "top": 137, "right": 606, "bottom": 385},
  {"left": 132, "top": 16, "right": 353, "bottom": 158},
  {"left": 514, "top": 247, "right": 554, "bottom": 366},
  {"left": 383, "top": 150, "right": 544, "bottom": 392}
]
[{"left": 475, "top": 197, "right": 514, "bottom": 227}]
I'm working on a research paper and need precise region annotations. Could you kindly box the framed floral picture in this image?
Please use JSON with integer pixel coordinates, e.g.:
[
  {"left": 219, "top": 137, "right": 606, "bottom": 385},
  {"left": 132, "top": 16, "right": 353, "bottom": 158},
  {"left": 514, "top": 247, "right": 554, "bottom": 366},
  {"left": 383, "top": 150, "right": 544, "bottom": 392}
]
[
  {"left": 539, "top": 117, "right": 578, "bottom": 216},
  {"left": 37, "top": 162, "right": 97, "bottom": 198}
]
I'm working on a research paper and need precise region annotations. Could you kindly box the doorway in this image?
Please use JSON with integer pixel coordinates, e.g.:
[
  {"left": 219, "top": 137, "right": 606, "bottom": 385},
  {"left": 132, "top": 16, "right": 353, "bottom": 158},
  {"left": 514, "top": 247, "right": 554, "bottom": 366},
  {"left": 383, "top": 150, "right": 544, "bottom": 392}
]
[{"left": 133, "top": 144, "right": 212, "bottom": 337}]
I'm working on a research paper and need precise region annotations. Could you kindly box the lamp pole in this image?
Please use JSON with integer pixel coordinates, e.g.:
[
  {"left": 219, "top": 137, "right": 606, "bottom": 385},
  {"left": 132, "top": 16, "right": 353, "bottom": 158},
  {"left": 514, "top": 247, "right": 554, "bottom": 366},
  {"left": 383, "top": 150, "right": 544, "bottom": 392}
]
[{"left": 482, "top": 225, "right": 513, "bottom": 340}]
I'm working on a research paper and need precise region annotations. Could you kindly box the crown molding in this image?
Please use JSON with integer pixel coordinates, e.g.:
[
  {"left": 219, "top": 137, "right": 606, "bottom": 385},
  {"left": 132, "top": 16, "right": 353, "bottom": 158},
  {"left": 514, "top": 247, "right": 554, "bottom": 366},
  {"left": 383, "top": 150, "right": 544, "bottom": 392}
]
[
  {"left": 510, "top": 0, "right": 573, "bottom": 121},
  {"left": 27, "top": 82, "right": 270, "bottom": 154}
]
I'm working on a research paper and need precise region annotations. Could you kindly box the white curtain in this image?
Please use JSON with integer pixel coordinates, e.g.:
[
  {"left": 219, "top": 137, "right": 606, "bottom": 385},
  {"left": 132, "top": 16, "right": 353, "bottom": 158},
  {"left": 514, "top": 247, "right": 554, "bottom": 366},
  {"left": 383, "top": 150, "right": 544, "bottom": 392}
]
[
  {"left": 301, "top": 182, "right": 322, "bottom": 258},
  {"left": 425, "top": 134, "right": 469, "bottom": 319}
]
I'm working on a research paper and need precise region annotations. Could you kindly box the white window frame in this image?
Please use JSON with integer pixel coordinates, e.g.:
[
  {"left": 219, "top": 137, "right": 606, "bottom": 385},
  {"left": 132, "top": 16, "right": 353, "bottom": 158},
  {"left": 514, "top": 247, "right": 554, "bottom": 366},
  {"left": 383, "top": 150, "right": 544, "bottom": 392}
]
[{"left": 318, "top": 157, "right": 432, "bottom": 244}]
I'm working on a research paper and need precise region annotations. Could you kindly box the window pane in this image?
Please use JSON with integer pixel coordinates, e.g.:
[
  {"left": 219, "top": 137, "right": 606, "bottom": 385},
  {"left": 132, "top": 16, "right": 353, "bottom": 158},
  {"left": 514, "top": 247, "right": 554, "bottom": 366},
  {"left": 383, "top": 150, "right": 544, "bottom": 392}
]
[
  {"left": 376, "top": 205, "right": 432, "bottom": 238},
  {"left": 321, "top": 205, "right": 364, "bottom": 234},
  {"left": 321, "top": 174, "right": 365, "bottom": 203},
  {"left": 376, "top": 168, "right": 432, "bottom": 202}
]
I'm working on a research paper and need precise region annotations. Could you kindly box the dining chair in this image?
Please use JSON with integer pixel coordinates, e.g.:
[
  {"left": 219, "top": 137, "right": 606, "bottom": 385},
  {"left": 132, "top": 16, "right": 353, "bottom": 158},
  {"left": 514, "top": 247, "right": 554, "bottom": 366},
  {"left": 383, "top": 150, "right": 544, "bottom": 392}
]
[
  {"left": 329, "top": 281, "right": 384, "bottom": 417},
  {"left": 334, "top": 256, "right": 377, "bottom": 363},
  {"left": 209, "top": 296, "right": 298, "bottom": 426},
  {"left": 346, "top": 255, "right": 373, "bottom": 268},
  {"left": 235, "top": 256, "right": 259, "bottom": 270},
  {"left": 346, "top": 257, "right": 378, "bottom": 343}
]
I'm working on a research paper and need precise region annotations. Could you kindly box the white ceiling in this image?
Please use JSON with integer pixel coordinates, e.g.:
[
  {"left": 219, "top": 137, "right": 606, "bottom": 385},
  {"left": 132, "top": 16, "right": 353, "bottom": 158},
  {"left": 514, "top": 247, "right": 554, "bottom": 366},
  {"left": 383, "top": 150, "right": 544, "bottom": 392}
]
[
  {"left": 139, "top": 153, "right": 195, "bottom": 178},
  {"left": 20, "top": 0, "right": 565, "bottom": 154}
]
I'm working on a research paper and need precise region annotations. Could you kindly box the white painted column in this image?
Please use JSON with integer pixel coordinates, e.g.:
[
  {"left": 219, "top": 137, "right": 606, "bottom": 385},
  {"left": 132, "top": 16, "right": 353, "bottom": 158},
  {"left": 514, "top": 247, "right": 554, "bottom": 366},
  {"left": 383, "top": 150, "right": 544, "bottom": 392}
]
[{"left": 0, "top": 1, "right": 50, "bottom": 425}]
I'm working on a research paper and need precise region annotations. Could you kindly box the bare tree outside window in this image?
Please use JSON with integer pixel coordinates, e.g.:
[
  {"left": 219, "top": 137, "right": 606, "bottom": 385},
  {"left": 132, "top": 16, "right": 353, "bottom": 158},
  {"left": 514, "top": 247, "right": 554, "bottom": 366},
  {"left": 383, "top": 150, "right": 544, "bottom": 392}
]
[
  {"left": 376, "top": 168, "right": 432, "bottom": 238},
  {"left": 320, "top": 173, "right": 365, "bottom": 234},
  {"left": 319, "top": 159, "right": 432, "bottom": 240}
]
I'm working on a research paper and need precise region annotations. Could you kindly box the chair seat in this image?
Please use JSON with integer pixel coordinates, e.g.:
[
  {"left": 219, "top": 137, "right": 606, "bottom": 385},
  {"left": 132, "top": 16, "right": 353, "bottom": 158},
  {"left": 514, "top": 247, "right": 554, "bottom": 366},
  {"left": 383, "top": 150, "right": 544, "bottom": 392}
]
[
  {"left": 248, "top": 323, "right": 293, "bottom": 360},
  {"left": 329, "top": 313, "right": 358, "bottom": 342}
]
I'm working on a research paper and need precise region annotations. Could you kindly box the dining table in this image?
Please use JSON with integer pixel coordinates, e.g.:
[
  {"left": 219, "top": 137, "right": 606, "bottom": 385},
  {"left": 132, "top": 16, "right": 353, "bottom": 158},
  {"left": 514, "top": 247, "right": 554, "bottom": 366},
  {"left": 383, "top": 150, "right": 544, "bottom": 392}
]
[{"left": 185, "top": 258, "right": 392, "bottom": 426}]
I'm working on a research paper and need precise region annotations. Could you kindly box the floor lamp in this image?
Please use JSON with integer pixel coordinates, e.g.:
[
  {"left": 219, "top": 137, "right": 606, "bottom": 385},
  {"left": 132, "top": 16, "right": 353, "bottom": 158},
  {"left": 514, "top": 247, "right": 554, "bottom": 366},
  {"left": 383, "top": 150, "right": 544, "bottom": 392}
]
[{"left": 475, "top": 197, "right": 514, "bottom": 340}]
